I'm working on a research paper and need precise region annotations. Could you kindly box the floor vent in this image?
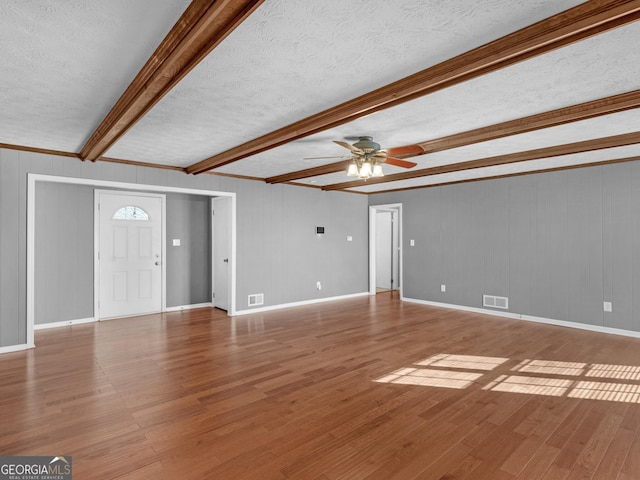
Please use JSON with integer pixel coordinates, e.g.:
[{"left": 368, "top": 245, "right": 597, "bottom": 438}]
[
  {"left": 483, "top": 294, "right": 509, "bottom": 310},
  {"left": 248, "top": 293, "right": 264, "bottom": 306}
]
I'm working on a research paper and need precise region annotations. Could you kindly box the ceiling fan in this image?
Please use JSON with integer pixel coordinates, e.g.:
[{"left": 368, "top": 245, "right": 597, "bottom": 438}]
[{"left": 306, "top": 136, "right": 420, "bottom": 179}]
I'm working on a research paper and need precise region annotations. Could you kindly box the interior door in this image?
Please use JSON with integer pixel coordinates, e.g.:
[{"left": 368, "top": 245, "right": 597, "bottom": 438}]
[
  {"left": 212, "top": 196, "right": 231, "bottom": 311},
  {"left": 97, "top": 191, "right": 164, "bottom": 319},
  {"left": 376, "top": 211, "right": 393, "bottom": 289},
  {"left": 375, "top": 209, "right": 400, "bottom": 291}
]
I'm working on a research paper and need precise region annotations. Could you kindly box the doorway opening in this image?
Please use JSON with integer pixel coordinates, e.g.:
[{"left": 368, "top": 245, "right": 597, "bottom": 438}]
[
  {"left": 369, "top": 204, "right": 402, "bottom": 297},
  {"left": 27, "top": 174, "right": 236, "bottom": 348}
]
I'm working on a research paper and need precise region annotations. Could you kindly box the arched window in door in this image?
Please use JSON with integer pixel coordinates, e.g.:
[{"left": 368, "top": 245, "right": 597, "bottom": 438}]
[{"left": 113, "top": 205, "right": 149, "bottom": 220}]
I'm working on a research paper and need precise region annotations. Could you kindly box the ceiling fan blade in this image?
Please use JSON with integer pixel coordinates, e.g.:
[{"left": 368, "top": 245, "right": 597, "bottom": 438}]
[
  {"left": 303, "top": 155, "right": 351, "bottom": 160},
  {"left": 333, "top": 140, "right": 364, "bottom": 154},
  {"left": 385, "top": 144, "right": 424, "bottom": 156},
  {"left": 384, "top": 156, "right": 418, "bottom": 168}
]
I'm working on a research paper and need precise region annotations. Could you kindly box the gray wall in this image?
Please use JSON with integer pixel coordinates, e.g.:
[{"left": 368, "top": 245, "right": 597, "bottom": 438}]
[
  {"left": 165, "top": 193, "right": 211, "bottom": 307},
  {"left": 370, "top": 163, "right": 640, "bottom": 333},
  {"left": 0, "top": 148, "right": 369, "bottom": 348},
  {"left": 34, "top": 183, "right": 94, "bottom": 325},
  {"left": 236, "top": 182, "right": 368, "bottom": 306}
]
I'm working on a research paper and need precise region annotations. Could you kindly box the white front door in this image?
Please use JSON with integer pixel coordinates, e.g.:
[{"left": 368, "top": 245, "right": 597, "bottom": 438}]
[
  {"left": 97, "top": 191, "right": 164, "bottom": 319},
  {"left": 212, "top": 196, "right": 230, "bottom": 311}
]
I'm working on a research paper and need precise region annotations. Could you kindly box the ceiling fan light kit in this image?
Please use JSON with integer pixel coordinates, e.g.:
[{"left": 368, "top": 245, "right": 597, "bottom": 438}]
[
  {"left": 337, "top": 136, "right": 416, "bottom": 179},
  {"left": 347, "top": 158, "right": 385, "bottom": 179}
]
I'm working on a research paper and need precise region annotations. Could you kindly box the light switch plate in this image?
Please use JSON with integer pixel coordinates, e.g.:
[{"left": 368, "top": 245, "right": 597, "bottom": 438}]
[
  {"left": 603, "top": 301, "right": 612, "bottom": 312},
  {"left": 410, "top": 239, "right": 415, "bottom": 246},
  {"left": 172, "top": 239, "right": 181, "bottom": 246}
]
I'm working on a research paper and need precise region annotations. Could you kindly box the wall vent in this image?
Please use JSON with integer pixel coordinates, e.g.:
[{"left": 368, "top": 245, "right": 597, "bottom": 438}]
[
  {"left": 248, "top": 293, "right": 264, "bottom": 307},
  {"left": 483, "top": 294, "right": 509, "bottom": 310}
]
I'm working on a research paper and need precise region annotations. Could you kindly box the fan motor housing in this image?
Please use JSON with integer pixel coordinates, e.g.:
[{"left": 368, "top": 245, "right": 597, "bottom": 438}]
[{"left": 353, "top": 136, "right": 380, "bottom": 152}]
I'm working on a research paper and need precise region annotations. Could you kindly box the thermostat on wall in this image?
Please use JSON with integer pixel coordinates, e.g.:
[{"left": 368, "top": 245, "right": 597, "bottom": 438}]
[{"left": 316, "top": 226, "right": 325, "bottom": 235}]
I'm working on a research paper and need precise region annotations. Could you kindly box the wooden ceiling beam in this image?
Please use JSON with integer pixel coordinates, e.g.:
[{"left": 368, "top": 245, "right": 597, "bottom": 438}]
[
  {"left": 368, "top": 154, "right": 640, "bottom": 195},
  {"left": 0, "top": 142, "right": 80, "bottom": 159},
  {"left": 265, "top": 160, "right": 352, "bottom": 184},
  {"left": 417, "top": 89, "right": 640, "bottom": 154},
  {"left": 321, "top": 131, "right": 640, "bottom": 191},
  {"left": 265, "top": 89, "right": 640, "bottom": 183},
  {"left": 79, "top": 0, "right": 265, "bottom": 161},
  {"left": 186, "top": 0, "right": 640, "bottom": 174}
]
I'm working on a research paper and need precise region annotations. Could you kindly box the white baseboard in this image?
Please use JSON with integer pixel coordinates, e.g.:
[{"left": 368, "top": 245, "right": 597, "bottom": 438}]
[
  {"left": 233, "top": 292, "right": 369, "bottom": 316},
  {"left": 402, "top": 297, "right": 640, "bottom": 339},
  {"left": 31, "top": 303, "right": 214, "bottom": 333},
  {"left": 0, "top": 343, "right": 35, "bottom": 354},
  {"left": 34, "top": 317, "right": 95, "bottom": 330},
  {"left": 165, "top": 302, "right": 213, "bottom": 312}
]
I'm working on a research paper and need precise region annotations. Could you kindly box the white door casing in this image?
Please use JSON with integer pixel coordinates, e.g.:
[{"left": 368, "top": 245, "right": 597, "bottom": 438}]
[
  {"left": 96, "top": 191, "right": 165, "bottom": 319},
  {"left": 369, "top": 204, "right": 403, "bottom": 296}
]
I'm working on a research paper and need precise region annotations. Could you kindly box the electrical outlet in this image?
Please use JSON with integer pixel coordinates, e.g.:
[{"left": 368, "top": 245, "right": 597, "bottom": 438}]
[
  {"left": 316, "top": 281, "right": 322, "bottom": 290},
  {"left": 603, "top": 301, "right": 612, "bottom": 312},
  {"left": 441, "top": 284, "right": 446, "bottom": 292},
  {"left": 410, "top": 239, "right": 415, "bottom": 246}
]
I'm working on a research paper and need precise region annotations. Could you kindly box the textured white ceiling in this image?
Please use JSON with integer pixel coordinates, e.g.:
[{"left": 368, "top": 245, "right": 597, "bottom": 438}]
[
  {"left": 106, "top": 0, "right": 584, "bottom": 165},
  {"left": 0, "top": 0, "right": 190, "bottom": 152},
  {"left": 2, "top": 0, "right": 640, "bottom": 194},
  {"left": 216, "top": 20, "right": 640, "bottom": 179}
]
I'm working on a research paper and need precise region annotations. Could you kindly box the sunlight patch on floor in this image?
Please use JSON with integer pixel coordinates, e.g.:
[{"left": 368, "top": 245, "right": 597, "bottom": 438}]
[
  {"left": 375, "top": 367, "right": 483, "bottom": 389},
  {"left": 415, "top": 353, "right": 508, "bottom": 371},
  {"left": 586, "top": 363, "right": 640, "bottom": 380},
  {"left": 375, "top": 353, "right": 640, "bottom": 404},
  {"left": 513, "top": 359, "right": 586, "bottom": 376},
  {"left": 483, "top": 375, "right": 571, "bottom": 396},
  {"left": 568, "top": 381, "right": 640, "bottom": 402}
]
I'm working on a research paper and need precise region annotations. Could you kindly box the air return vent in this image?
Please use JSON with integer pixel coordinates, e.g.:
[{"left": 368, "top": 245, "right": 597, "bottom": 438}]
[
  {"left": 483, "top": 294, "right": 509, "bottom": 310},
  {"left": 248, "top": 293, "right": 264, "bottom": 307}
]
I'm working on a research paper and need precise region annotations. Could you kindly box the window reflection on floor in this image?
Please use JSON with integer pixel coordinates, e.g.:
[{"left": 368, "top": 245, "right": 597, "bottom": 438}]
[
  {"left": 376, "top": 367, "right": 483, "bottom": 389},
  {"left": 415, "top": 353, "right": 509, "bottom": 371},
  {"left": 374, "top": 353, "right": 640, "bottom": 404}
]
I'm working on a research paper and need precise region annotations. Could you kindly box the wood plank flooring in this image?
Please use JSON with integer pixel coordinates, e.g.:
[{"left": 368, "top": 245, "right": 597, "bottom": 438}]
[{"left": 2, "top": 292, "right": 640, "bottom": 479}]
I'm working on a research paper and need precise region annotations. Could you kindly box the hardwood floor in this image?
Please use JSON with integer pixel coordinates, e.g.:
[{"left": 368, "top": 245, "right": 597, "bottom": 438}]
[{"left": 2, "top": 294, "right": 640, "bottom": 479}]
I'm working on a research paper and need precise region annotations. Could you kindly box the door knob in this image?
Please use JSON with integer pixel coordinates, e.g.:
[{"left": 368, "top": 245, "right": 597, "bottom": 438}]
[
  {"left": 155, "top": 261, "right": 161, "bottom": 266},
  {"left": 223, "top": 258, "right": 229, "bottom": 263}
]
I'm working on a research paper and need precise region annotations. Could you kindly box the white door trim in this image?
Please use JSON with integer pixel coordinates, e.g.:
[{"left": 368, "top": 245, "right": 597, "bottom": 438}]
[
  {"left": 26, "top": 174, "right": 237, "bottom": 349},
  {"left": 94, "top": 190, "right": 166, "bottom": 320},
  {"left": 369, "top": 203, "right": 403, "bottom": 296}
]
